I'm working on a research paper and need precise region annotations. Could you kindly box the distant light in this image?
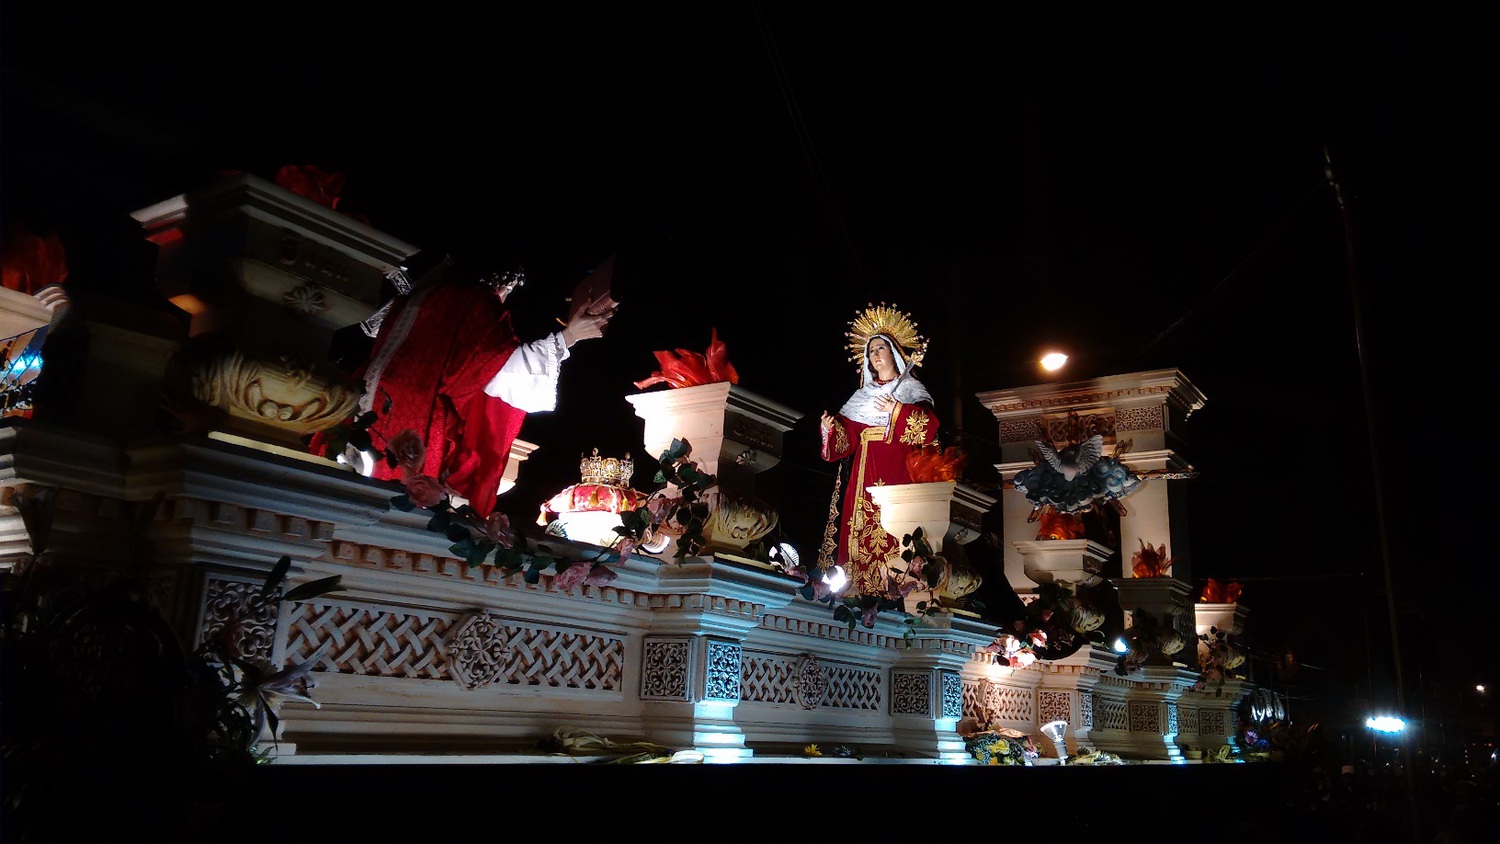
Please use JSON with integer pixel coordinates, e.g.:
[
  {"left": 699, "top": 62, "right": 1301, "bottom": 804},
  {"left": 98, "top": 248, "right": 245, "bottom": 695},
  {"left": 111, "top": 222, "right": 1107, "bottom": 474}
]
[
  {"left": 1040, "top": 352, "right": 1068, "bottom": 372},
  {"left": 1112, "top": 636, "right": 1130, "bottom": 654},
  {"left": 1477, "top": 684, "right": 1486, "bottom": 694},
  {"left": 1366, "top": 715, "right": 1407, "bottom": 734}
]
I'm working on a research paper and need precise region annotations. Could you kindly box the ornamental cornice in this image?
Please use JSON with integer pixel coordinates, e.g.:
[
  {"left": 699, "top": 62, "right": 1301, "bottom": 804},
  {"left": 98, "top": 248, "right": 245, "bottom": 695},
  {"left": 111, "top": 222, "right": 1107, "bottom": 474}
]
[
  {"left": 758, "top": 611, "right": 902, "bottom": 648},
  {"left": 976, "top": 369, "right": 1206, "bottom": 419}
]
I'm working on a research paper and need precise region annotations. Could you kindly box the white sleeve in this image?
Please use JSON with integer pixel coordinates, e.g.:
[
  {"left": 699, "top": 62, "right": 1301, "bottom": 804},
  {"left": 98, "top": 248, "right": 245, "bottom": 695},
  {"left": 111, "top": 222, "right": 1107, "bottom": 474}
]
[{"left": 483, "top": 332, "right": 571, "bottom": 412}]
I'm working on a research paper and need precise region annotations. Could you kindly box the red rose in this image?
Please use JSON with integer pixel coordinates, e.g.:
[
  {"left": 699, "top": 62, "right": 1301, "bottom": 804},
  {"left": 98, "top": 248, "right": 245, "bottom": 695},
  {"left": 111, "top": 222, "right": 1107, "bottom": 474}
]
[{"left": 386, "top": 430, "right": 426, "bottom": 476}]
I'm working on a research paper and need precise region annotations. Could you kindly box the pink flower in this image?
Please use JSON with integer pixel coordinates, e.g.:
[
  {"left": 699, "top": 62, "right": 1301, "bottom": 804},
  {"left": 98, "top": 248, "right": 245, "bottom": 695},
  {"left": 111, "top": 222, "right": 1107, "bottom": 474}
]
[
  {"left": 860, "top": 603, "right": 880, "bottom": 629},
  {"left": 907, "top": 555, "right": 927, "bottom": 578},
  {"left": 812, "top": 580, "right": 833, "bottom": 601},
  {"left": 979, "top": 640, "right": 1005, "bottom": 654},
  {"left": 613, "top": 535, "right": 638, "bottom": 559},
  {"left": 482, "top": 512, "right": 514, "bottom": 549},
  {"left": 885, "top": 577, "right": 918, "bottom": 601},
  {"left": 402, "top": 474, "right": 447, "bottom": 509},
  {"left": 386, "top": 429, "right": 426, "bottom": 476},
  {"left": 584, "top": 565, "right": 618, "bottom": 587},
  {"left": 552, "top": 561, "right": 592, "bottom": 591}
]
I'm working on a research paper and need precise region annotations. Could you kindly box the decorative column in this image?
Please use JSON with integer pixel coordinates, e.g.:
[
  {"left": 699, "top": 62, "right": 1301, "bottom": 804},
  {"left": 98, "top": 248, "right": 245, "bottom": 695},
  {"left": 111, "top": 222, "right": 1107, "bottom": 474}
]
[
  {"left": 639, "top": 555, "right": 798, "bottom": 761},
  {"left": 1034, "top": 647, "right": 1116, "bottom": 759},
  {"left": 131, "top": 172, "right": 418, "bottom": 449},
  {"left": 625, "top": 382, "right": 802, "bottom": 556},
  {"left": 1114, "top": 576, "right": 1195, "bottom": 668},
  {"left": 889, "top": 612, "right": 998, "bottom": 764},
  {"left": 977, "top": 368, "right": 1206, "bottom": 592}
]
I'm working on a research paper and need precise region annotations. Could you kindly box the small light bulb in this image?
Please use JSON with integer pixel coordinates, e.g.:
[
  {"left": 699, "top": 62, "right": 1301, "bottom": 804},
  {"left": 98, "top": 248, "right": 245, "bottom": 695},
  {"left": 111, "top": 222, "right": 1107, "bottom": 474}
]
[
  {"left": 1040, "top": 352, "right": 1068, "bottom": 371},
  {"left": 821, "top": 565, "right": 848, "bottom": 594},
  {"left": 1112, "top": 636, "right": 1130, "bottom": 654}
]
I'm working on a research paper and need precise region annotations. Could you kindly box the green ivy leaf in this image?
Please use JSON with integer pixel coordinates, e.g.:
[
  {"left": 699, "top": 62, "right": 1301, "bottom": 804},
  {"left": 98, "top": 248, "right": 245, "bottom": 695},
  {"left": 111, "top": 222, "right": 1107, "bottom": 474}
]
[
  {"left": 446, "top": 523, "right": 472, "bottom": 543},
  {"left": 391, "top": 494, "right": 416, "bottom": 511},
  {"left": 261, "top": 555, "right": 293, "bottom": 597},
  {"left": 427, "top": 511, "right": 451, "bottom": 533}
]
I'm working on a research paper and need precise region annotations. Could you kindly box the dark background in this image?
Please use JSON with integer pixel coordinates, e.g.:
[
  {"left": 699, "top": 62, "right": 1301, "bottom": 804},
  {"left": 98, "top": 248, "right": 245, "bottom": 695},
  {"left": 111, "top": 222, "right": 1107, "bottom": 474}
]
[{"left": 4, "top": 3, "right": 1491, "bottom": 738}]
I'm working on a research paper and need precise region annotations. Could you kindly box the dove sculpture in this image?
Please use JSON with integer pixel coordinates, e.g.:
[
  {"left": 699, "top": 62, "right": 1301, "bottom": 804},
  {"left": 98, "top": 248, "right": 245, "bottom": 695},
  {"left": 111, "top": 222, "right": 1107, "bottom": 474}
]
[{"left": 1037, "top": 434, "right": 1104, "bottom": 481}]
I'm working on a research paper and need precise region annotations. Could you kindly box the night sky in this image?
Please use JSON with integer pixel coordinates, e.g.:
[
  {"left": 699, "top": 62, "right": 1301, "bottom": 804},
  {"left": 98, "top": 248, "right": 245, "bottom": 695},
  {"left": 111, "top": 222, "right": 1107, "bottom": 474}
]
[{"left": 4, "top": 4, "right": 1491, "bottom": 723}]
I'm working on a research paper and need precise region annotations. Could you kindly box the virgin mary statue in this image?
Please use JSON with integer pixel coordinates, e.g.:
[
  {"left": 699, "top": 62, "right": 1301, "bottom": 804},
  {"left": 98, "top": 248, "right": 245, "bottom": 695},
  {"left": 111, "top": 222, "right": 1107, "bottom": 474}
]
[{"left": 816, "top": 303, "right": 940, "bottom": 597}]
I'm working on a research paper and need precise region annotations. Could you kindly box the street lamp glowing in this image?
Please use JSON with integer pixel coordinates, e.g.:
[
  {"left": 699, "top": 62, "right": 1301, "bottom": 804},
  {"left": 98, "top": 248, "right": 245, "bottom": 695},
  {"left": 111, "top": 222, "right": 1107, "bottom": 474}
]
[
  {"left": 1040, "top": 352, "right": 1068, "bottom": 371},
  {"left": 1365, "top": 715, "right": 1407, "bottom": 734},
  {"left": 1477, "top": 684, "right": 1486, "bottom": 693}
]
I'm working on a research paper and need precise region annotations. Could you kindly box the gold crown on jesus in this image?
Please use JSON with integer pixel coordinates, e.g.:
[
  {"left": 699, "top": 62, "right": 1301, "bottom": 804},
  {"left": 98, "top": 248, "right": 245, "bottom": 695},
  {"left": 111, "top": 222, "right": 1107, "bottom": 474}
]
[
  {"left": 846, "top": 302, "right": 928, "bottom": 373},
  {"left": 579, "top": 448, "right": 634, "bottom": 486}
]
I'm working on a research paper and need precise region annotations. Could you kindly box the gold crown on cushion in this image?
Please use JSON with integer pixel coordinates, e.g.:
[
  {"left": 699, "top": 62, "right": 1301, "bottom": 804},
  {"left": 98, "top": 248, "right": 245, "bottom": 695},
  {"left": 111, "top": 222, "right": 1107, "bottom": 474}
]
[
  {"left": 579, "top": 448, "right": 633, "bottom": 486},
  {"left": 846, "top": 302, "right": 927, "bottom": 373}
]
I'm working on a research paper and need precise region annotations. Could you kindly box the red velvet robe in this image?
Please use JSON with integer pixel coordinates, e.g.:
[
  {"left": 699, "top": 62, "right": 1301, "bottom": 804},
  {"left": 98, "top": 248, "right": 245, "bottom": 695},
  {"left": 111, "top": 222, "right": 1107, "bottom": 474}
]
[
  {"left": 818, "top": 400, "right": 939, "bottom": 596},
  {"left": 360, "top": 278, "right": 527, "bottom": 518}
]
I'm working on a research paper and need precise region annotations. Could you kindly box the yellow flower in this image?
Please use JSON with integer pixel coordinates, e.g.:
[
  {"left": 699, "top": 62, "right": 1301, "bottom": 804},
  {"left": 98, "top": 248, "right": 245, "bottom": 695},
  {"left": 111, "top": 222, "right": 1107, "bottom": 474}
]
[{"left": 803, "top": 744, "right": 822, "bottom": 757}]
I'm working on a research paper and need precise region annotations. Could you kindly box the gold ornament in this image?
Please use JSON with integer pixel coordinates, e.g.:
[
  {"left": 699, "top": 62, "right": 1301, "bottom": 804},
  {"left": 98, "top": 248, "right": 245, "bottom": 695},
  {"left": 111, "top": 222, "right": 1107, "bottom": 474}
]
[
  {"left": 845, "top": 302, "right": 927, "bottom": 374},
  {"left": 579, "top": 448, "right": 634, "bottom": 486}
]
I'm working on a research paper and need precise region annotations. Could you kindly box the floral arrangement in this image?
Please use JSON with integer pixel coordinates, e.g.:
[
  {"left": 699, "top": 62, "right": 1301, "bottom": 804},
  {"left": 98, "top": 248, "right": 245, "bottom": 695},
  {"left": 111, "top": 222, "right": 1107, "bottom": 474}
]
[
  {"left": 958, "top": 719, "right": 1039, "bottom": 765},
  {"left": 768, "top": 525, "right": 953, "bottom": 644},
  {"left": 614, "top": 437, "right": 718, "bottom": 561},
  {"left": 1192, "top": 626, "right": 1246, "bottom": 694},
  {"left": 1, "top": 485, "right": 348, "bottom": 832},
  {"left": 632, "top": 327, "right": 739, "bottom": 390},
  {"left": 1069, "top": 748, "right": 1126, "bottom": 765}
]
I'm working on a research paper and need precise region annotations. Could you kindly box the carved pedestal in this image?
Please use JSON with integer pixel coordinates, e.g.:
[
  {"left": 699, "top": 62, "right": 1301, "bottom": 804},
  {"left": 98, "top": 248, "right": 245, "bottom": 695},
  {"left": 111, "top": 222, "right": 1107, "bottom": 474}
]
[
  {"left": 1012, "top": 539, "right": 1112, "bottom": 590},
  {"left": 625, "top": 383, "right": 802, "bottom": 555},
  {"left": 1114, "top": 576, "right": 1196, "bottom": 667},
  {"left": 132, "top": 173, "right": 418, "bottom": 448},
  {"left": 867, "top": 480, "right": 997, "bottom": 606},
  {"left": 640, "top": 556, "right": 798, "bottom": 761}
]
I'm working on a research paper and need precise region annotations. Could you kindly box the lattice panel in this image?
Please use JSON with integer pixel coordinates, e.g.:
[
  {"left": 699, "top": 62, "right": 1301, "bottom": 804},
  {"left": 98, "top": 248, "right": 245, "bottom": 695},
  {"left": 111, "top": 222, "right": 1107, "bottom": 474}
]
[
  {"left": 201, "top": 576, "right": 280, "bottom": 662},
  {"left": 1129, "top": 701, "right": 1161, "bottom": 733},
  {"left": 642, "top": 639, "right": 690, "bottom": 700},
  {"left": 1201, "top": 709, "right": 1227, "bottom": 735},
  {"left": 742, "top": 655, "right": 798, "bottom": 704},
  {"left": 824, "top": 664, "right": 881, "bottom": 711},
  {"left": 965, "top": 679, "right": 1036, "bottom": 724},
  {"left": 704, "top": 640, "right": 741, "bottom": 701},
  {"left": 1000, "top": 418, "right": 1041, "bottom": 444},
  {"left": 1081, "top": 692, "right": 1094, "bottom": 729},
  {"left": 1116, "top": 405, "right": 1163, "bottom": 432},
  {"left": 504, "top": 626, "right": 624, "bottom": 690},
  {"left": 1179, "top": 706, "right": 1200, "bottom": 735},
  {"left": 286, "top": 603, "right": 450, "bottom": 679},
  {"left": 892, "top": 671, "right": 931, "bottom": 715},
  {"left": 286, "top": 603, "right": 623, "bottom": 690},
  {"left": 1166, "top": 703, "right": 1180, "bottom": 734},
  {"left": 1038, "top": 690, "right": 1071, "bottom": 726},
  {"left": 1095, "top": 699, "right": 1128, "bottom": 731},
  {"left": 941, "top": 672, "right": 963, "bottom": 718}
]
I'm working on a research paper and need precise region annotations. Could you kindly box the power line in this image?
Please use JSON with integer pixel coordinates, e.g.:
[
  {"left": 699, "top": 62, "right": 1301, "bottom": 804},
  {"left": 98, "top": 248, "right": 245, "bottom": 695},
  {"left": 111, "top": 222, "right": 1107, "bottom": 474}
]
[{"left": 749, "top": 1, "right": 869, "bottom": 287}]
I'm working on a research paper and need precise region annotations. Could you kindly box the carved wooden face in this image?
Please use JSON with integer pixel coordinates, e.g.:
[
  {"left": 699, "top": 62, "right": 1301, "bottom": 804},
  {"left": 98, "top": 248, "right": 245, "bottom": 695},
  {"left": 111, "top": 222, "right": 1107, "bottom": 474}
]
[{"left": 867, "top": 336, "right": 900, "bottom": 382}]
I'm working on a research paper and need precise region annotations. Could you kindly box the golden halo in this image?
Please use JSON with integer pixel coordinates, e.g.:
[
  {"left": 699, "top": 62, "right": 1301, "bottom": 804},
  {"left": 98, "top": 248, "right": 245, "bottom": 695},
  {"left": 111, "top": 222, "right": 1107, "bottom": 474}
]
[{"left": 845, "top": 302, "right": 928, "bottom": 373}]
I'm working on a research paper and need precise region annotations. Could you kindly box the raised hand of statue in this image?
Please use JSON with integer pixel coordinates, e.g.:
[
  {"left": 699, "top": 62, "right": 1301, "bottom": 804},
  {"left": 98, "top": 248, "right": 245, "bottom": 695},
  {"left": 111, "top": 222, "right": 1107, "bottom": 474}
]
[
  {"left": 561, "top": 290, "right": 619, "bottom": 347},
  {"left": 820, "top": 411, "right": 836, "bottom": 431}
]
